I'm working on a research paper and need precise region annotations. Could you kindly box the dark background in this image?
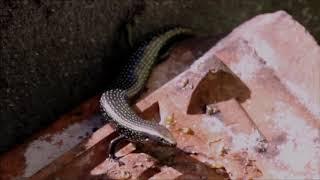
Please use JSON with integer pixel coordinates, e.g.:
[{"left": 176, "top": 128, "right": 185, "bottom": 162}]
[{"left": 1, "top": 0, "right": 320, "bottom": 153}]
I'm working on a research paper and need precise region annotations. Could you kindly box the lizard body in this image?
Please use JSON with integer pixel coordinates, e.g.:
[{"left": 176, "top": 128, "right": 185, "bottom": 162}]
[{"left": 100, "top": 27, "right": 193, "bottom": 161}]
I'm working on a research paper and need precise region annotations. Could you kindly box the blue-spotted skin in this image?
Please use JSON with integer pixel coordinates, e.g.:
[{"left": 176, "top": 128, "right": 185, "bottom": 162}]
[{"left": 100, "top": 27, "right": 193, "bottom": 146}]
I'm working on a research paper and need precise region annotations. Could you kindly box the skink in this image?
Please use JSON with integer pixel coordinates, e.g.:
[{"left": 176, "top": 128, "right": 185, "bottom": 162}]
[{"left": 100, "top": 27, "right": 193, "bottom": 162}]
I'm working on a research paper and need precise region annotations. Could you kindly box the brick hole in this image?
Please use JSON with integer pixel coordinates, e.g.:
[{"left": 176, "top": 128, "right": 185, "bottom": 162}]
[
  {"left": 187, "top": 70, "right": 250, "bottom": 114},
  {"left": 133, "top": 101, "right": 161, "bottom": 123}
]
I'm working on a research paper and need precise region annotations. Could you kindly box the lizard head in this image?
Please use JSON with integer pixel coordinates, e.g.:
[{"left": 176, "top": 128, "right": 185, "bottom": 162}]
[{"left": 144, "top": 125, "right": 177, "bottom": 147}]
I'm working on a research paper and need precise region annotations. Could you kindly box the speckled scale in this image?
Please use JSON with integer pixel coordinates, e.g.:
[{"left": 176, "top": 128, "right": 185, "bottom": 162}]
[{"left": 100, "top": 27, "right": 193, "bottom": 144}]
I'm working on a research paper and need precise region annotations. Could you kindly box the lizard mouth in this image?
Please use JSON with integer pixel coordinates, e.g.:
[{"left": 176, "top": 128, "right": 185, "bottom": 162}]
[{"left": 164, "top": 139, "right": 177, "bottom": 147}]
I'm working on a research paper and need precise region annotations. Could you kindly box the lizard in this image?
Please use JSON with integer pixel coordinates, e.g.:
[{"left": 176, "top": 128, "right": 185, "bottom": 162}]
[{"left": 100, "top": 27, "right": 193, "bottom": 164}]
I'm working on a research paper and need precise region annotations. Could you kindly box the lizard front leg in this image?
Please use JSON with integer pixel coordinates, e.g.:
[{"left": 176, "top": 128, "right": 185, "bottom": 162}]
[{"left": 108, "top": 135, "right": 126, "bottom": 166}]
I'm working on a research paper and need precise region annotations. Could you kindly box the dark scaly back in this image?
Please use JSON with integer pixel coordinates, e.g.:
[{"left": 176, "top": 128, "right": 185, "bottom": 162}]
[
  {"left": 100, "top": 27, "right": 193, "bottom": 145},
  {"left": 112, "top": 27, "right": 193, "bottom": 98}
]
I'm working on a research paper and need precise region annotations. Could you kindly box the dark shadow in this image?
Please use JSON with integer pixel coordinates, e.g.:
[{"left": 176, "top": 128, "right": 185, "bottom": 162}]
[
  {"left": 99, "top": 0, "right": 146, "bottom": 93},
  {"left": 187, "top": 70, "right": 251, "bottom": 114},
  {"left": 135, "top": 144, "right": 230, "bottom": 180},
  {"left": 133, "top": 101, "right": 161, "bottom": 123}
]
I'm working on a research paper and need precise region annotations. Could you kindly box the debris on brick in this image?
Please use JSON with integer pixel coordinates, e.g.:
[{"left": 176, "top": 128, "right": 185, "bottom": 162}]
[{"left": 179, "top": 127, "right": 195, "bottom": 135}]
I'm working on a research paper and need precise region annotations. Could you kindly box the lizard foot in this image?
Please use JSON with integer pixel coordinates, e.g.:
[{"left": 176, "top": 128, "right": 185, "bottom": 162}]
[{"left": 109, "top": 155, "right": 125, "bottom": 166}]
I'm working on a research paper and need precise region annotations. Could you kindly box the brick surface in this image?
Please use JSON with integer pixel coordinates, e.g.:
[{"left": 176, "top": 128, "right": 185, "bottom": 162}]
[
  {"left": 135, "top": 10, "right": 320, "bottom": 179},
  {"left": 31, "top": 124, "right": 116, "bottom": 179},
  {"left": 149, "top": 166, "right": 182, "bottom": 180},
  {"left": 90, "top": 153, "right": 158, "bottom": 179},
  {"left": 2, "top": 10, "right": 320, "bottom": 179},
  {"left": 202, "top": 11, "right": 320, "bottom": 179},
  {"left": 135, "top": 57, "right": 264, "bottom": 179},
  {"left": 0, "top": 96, "right": 103, "bottom": 179}
]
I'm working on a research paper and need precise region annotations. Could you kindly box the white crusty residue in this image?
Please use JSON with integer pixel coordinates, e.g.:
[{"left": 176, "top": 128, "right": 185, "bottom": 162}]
[{"left": 23, "top": 114, "right": 104, "bottom": 177}]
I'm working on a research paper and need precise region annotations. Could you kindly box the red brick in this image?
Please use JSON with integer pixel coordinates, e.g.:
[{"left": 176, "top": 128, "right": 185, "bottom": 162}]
[
  {"left": 149, "top": 166, "right": 182, "bottom": 180},
  {"left": 0, "top": 96, "right": 101, "bottom": 179},
  {"left": 31, "top": 124, "right": 116, "bottom": 179},
  {"left": 90, "top": 153, "right": 157, "bottom": 180}
]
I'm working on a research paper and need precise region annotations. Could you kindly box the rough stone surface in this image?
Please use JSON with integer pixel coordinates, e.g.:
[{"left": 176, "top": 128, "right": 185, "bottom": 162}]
[
  {"left": 0, "top": 0, "right": 145, "bottom": 153},
  {"left": 2, "top": 0, "right": 320, "bottom": 153}
]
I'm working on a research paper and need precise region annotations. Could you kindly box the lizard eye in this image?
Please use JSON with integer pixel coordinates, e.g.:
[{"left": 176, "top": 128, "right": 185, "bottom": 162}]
[{"left": 160, "top": 138, "right": 167, "bottom": 144}]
